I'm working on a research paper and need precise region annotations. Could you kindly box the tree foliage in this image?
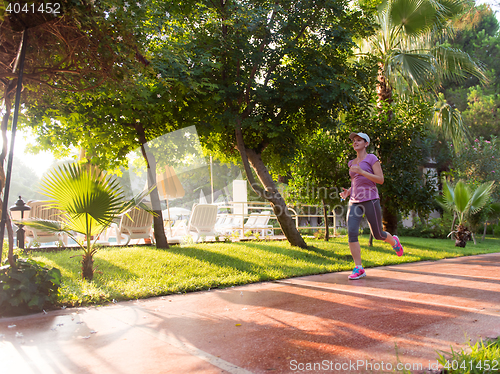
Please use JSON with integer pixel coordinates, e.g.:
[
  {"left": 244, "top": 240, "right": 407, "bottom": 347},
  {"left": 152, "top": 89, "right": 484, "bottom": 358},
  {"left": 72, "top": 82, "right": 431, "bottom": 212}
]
[
  {"left": 345, "top": 95, "right": 438, "bottom": 233},
  {"left": 286, "top": 128, "right": 350, "bottom": 240},
  {"left": 287, "top": 129, "right": 350, "bottom": 206},
  {"left": 358, "top": 0, "right": 486, "bottom": 150},
  {"left": 461, "top": 86, "right": 500, "bottom": 139},
  {"left": 151, "top": 0, "right": 377, "bottom": 247},
  {"left": 180, "top": 0, "right": 375, "bottom": 164},
  {"left": 442, "top": 4, "right": 500, "bottom": 138},
  {"left": 1, "top": 0, "right": 150, "bottom": 101},
  {"left": 451, "top": 135, "right": 500, "bottom": 200}
]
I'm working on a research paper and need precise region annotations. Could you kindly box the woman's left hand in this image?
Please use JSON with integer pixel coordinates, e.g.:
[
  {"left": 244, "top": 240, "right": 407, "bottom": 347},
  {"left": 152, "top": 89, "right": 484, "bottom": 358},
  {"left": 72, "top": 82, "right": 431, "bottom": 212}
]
[{"left": 350, "top": 164, "right": 363, "bottom": 175}]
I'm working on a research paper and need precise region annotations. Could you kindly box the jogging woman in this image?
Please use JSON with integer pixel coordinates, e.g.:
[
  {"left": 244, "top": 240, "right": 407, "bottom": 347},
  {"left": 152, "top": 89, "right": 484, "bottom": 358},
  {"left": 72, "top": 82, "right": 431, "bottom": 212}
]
[{"left": 339, "top": 132, "right": 403, "bottom": 280}]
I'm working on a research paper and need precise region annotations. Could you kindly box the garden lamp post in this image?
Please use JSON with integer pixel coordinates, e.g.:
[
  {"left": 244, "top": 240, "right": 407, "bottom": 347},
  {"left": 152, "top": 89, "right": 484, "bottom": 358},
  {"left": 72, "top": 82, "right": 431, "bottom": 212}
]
[{"left": 10, "top": 196, "right": 31, "bottom": 249}]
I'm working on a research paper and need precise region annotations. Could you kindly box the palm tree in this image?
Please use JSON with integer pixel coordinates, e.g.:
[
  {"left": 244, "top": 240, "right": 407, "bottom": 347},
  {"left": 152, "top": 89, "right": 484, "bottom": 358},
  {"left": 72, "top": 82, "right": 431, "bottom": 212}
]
[
  {"left": 359, "top": 0, "right": 487, "bottom": 146},
  {"left": 356, "top": 0, "right": 487, "bottom": 233},
  {"left": 20, "top": 163, "right": 152, "bottom": 281},
  {"left": 437, "top": 179, "right": 494, "bottom": 247}
]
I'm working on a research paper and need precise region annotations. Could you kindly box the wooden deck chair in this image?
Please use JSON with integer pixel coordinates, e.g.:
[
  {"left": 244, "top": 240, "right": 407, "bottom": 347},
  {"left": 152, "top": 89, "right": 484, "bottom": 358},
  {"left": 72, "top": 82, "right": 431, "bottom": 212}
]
[
  {"left": 24, "top": 200, "right": 68, "bottom": 248},
  {"left": 112, "top": 206, "right": 154, "bottom": 245}
]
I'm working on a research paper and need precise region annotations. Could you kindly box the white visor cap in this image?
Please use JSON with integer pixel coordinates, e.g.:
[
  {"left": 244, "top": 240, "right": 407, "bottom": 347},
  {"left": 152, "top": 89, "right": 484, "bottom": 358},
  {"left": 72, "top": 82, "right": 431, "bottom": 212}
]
[{"left": 349, "top": 132, "right": 370, "bottom": 143}]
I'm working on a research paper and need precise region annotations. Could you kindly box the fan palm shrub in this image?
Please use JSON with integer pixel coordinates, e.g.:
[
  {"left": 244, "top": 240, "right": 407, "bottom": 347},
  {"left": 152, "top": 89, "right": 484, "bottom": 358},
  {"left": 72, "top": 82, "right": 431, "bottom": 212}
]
[
  {"left": 437, "top": 179, "right": 495, "bottom": 247},
  {"left": 20, "top": 163, "right": 151, "bottom": 281}
]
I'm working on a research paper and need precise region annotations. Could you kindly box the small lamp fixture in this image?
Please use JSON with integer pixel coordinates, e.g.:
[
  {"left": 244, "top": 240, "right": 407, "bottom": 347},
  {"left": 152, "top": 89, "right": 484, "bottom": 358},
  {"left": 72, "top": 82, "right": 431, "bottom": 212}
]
[{"left": 10, "top": 196, "right": 31, "bottom": 249}]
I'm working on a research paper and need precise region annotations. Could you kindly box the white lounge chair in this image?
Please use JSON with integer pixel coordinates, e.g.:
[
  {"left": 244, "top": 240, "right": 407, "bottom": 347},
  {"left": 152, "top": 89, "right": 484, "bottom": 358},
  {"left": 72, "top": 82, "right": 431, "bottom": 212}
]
[
  {"left": 227, "top": 213, "right": 259, "bottom": 236},
  {"left": 186, "top": 204, "right": 218, "bottom": 242},
  {"left": 169, "top": 204, "right": 218, "bottom": 243},
  {"left": 214, "top": 215, "right": 226, "bottom": 227},
  {"left": 260, "top": 211, "right": 275, "bottom": 236},
  {"left": 110, "top": 206, "right": 155, "bottom": 245},
  {"left": 166, "top": 219, "right": 187, "bottom": 237},
  {"left": 215, "top": 214, "right": 242, "bottom": 234},
  {"left": 24, "top": 200, "right": 68, "bottom": 248},
  {"left": 247, "top": 211, "right": 274, "bottom": 236}
]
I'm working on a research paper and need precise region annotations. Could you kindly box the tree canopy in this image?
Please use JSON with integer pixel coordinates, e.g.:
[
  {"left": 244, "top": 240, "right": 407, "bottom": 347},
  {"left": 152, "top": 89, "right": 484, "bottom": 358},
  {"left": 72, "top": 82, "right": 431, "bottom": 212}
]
[
  {"left": 1, "top": 0, "right": 179, "bottom": 248},
  {"left": 344, "top": 94, "right": 438, "bottom": 233},
  {"left": 154, "top": 0, "right": 376, "bottom": 247},
  {"left": 19, "top": 0, "right": 377, "bottom": 248},
  {"left": 358, "top": 0, "right": 487, "bottom": 150},
  {"left": 442, "top": 4, "right": 500, "bottom": 139},
  {"left": 286, "top": 127, "right": 350, "bottom": 240}
]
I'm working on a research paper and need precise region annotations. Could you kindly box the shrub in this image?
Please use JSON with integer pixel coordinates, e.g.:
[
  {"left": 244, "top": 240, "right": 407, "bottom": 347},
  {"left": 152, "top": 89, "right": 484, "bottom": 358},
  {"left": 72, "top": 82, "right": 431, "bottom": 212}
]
[
  {"left": 361, "top": 227, "right": 371, "bottom": 235},
  {"left": 300, "top": 228, "right": 316, "bottom": 236},
  {"left": 21, "top": 163, "right": 151, "bottom": 281},
  {"left": 314, "top": 230, "right": 326, "bottom": 239},
  {"left": 0, "top": 256, "right": 61, "bottom": 315},
  {"left": 313, "top": 228, "right": 347, "bottom": 239},
  {"left": 494, "top": 224, "right": 500, "bottom": 238},
  {"left": 181, "top": 235, "right": 195, "bottom": 247},
  {"left": 336, "top": 227, "right": 348, "bottom": 236},
  {"left": 397, "top": 214, "right": 452, "bottom": 239}
]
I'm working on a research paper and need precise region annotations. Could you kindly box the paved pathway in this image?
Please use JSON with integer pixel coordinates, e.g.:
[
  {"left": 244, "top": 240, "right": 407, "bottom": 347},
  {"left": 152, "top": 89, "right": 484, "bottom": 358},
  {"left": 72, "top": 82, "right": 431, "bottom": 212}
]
[{"left": 1, "top": 253, "right": 500, "bottom": 374}]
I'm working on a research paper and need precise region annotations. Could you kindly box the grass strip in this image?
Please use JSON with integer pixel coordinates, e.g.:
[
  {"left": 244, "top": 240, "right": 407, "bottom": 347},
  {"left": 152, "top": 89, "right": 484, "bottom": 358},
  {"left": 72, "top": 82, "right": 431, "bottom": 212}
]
[{"left": 27, "top": 235, "right": 500, "bottom": 306}]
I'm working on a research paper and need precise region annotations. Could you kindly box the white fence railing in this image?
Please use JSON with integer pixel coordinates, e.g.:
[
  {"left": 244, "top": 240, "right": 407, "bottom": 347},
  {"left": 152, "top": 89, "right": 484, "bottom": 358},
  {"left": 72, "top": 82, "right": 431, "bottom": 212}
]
[{"left": 215, "top": 201, "right": 342, "bottom": 236}]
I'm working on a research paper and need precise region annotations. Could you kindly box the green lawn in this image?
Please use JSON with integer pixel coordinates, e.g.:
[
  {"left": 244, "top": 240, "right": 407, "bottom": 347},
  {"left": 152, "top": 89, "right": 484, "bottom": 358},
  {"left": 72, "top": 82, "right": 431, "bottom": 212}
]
[{"left": 27, "top": 235, "right": 500, "bottom": 307}]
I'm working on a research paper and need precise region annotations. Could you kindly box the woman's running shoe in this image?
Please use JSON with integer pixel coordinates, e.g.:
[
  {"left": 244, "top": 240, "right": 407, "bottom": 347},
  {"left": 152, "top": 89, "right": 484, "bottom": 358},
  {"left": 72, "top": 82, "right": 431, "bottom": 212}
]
[
  {"left": 393, "top": 235, "right": 404, "bottom": 256},
  {"left": 348, "top": 266, "right": 366, "bottom": 280}
]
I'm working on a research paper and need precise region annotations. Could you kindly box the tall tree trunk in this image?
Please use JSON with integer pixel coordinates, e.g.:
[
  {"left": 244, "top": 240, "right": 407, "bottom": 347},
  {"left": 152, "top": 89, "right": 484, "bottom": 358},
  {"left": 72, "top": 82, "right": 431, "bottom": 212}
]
[
  {"left": 5, "top": 215, "right": 14, "bottom": 267},
  {"left": 322, "top": 199, "right": 329, "bottom": 241},
  {"left": 245, "top": 149, "right": 307, "bottom": 248},
  {"left": 233, "top": 119, "right": 306, "bottom": 248},
  {"left": 1, "top": 81, "right": 16, "bottom": 263},
  {"left": 134, "top": 124, "right": 169, "bottom": 249},
  {"left": 376, "top": 63, "right": 393, "bottom": 120},
  {"left": 482, "top": 222, "right": 487, "bottom": 242}
]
